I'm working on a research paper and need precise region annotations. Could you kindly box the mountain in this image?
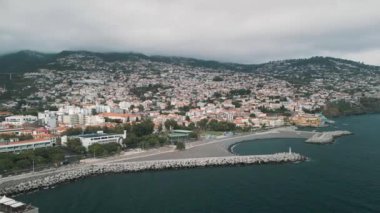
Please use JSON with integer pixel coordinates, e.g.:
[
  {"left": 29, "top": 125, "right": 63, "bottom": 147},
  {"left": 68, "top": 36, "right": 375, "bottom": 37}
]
[
  {"left": 0, "top": 50, "right": 54, "bottom": 73},
  {"left": 0, "top": 50, "right": 379, "bottom": 77}
]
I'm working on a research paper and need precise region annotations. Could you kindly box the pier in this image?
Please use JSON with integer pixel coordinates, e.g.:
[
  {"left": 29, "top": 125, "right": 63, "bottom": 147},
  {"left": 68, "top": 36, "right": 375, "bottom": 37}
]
[{"left": 306, "top": 131, "right": 352, "bottom": 144}]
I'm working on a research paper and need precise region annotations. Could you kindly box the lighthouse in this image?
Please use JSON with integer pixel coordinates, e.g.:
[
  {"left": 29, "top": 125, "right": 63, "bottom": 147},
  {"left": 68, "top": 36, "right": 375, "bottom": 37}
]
[{"left": 289, "top": 147, "right": 292, "bottom": 154}]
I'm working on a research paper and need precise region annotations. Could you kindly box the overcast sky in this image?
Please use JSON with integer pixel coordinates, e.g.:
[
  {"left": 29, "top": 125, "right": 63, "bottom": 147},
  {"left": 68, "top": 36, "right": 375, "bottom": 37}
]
[{"left": 1, "top": 0, "right": 380, "bottom": 65}]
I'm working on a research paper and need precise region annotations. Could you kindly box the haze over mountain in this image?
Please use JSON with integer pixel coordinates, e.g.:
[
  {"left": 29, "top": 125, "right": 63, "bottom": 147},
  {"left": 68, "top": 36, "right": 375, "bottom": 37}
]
[{"left": 0, "top": 50, "right": 379, "bottom": 75}]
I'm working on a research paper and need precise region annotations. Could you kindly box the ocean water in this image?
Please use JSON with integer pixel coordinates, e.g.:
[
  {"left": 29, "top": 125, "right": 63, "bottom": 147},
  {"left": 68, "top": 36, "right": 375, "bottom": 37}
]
[{"left": 18, "top": 114, "right": 380, "bottom": 213}]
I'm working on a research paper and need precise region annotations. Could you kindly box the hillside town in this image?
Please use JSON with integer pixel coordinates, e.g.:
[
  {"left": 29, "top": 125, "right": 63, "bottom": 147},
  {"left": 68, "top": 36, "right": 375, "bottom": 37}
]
[{"left": 0, "top": 53, "right": 380, "bottom": 157}]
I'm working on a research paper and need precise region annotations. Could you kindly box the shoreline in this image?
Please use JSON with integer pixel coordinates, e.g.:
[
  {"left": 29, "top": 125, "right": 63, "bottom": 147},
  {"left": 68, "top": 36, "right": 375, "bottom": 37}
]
[
  {"left": 0, "top": 126, "right": 349, "bottom": 196},
  {"left": 2, "top": 153, "right": 307, "bottom": 196}
]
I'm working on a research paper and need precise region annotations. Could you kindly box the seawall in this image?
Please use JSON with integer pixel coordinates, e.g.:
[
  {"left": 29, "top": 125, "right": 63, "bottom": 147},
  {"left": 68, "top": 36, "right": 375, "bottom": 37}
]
[{"left": 0, "top": 152, "right": 306, "bottom": 195}]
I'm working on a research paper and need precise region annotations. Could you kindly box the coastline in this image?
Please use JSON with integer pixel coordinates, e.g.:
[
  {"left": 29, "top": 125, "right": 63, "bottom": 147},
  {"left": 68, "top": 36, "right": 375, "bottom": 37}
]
[
  {"left": 0, "top": 126, "right": 346, "bottom": 196},
  {"left": 2, "top": 153, "right": 307, "bottom": 196}
]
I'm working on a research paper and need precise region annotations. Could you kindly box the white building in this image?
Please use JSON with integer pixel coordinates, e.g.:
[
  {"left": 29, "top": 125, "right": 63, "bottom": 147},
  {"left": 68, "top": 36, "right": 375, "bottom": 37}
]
[
  {"left": 3, "top": 115, "right": 38, "bottom": 126},
  {"left": 38, "top": 111, "right": 57, "bottom": 129},
  {"left": 64, "top": 131, "right": 127, "bottom": 149},
  {"left": 85, "top": 115, "right": 105, "bottom": 126},
  {"left": 119, "top": 101, "right": 132, "bottom": 110},
  {"left": 0, "top": 138, "right": 55, "bottom": 153},
  {"left": 95, "top": 105, "right": 111, "bottom": 113},
  {"left": 62, "top": 114, "right": 80, "bottom": 126}
]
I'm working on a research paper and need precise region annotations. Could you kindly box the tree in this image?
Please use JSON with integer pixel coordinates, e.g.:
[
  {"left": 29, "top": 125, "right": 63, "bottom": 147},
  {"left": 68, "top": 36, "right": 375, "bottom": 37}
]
[
  {"left": 232, "top": 100, "right": 242, "bottom": 108},
  {"left": 185, "top": 116, "right": 190, "bottom": 122},
  {"left": 212, "top": 76, "right": 224, "bottom": 81},
  {"left": 188, "top": 122, "right": 196, "bottom": 130},
  {"left": 66, "top": 138, "right": 86, "bottom": 154},
  {"left": 207, "top": 119, "right": 236, "bottom": 131},
  {"left": 88, "top": 143, "right": 121, "bottom": 157},
  {"left": 50, "top": 152, "right": 65, "bottom": 165},
  {"left": 103, "top": 143, "right": 121, "bottom": 155},
  {"left": 123, "top": 133, "right": 140, "bottom": 148},
  {"left": 132, "top": 119, "right": 154, "bottom": 137},
  {"left": 189, "top": 131, "right": 200, "bottom": 139},
  {"left": 178, "top": 105, "right": 191, "bottom": 114},
  {"left": 157, "top": 124, "right": 163, "bottom": 132},
  {"left": 165, "top": 101, "right": 174, "bottom": 110},
  {"left": 213, "top": 92, "right": 222, "bottom": 98},
  {"left": 138, "top": 105, "right": 144, "bottom": 112},
  {"left": 228, "top": 89, "right": 251, "bottom": 97},
  {"left": 62, "top": 127, "right": 83, "bottom": 136},
  {"left": 197, "top": 118, "right": 208, "bottom": 130},
  {"left": 0, "top": 147, "right": 65, "bottom": 174},
  {"left": 88, "top": 143, "right": 104, "bottom": 157},
  {"left": 144, "top": 135, "right": 160, "bottom": 148},
  {"left": 164, "top": 119, "right": 179, "bottom": 130},
  {"left": 176, "top": 142, "right": 186, "bottom": 150},
  {"left": 84, "top": 126, "right": 103, "bottom": 134}
]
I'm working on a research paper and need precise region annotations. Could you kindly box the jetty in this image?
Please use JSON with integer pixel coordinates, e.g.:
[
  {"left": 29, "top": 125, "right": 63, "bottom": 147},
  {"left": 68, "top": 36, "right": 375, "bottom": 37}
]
[
  {"left": 0, "top": 152, "right": 306, "bottom": 195},
  {"left": 305, "top": 130, "right": 352, "bottom": 144}
]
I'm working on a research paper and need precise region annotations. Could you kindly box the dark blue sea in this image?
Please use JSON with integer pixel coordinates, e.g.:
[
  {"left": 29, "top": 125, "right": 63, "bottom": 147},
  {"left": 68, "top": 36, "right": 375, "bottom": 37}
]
[{"left": 18, "top": 114, "right": 380, "bottom": 212}]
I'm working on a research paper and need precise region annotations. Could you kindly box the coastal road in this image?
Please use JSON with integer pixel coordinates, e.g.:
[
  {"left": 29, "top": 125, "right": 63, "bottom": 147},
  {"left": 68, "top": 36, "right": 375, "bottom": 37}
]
[{"left": 107, "top": 127, "right": 314, "bottom": 162}]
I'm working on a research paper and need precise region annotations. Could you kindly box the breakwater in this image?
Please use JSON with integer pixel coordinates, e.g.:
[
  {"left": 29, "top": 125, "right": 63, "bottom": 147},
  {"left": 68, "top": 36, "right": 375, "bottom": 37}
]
[
  {"left": 0, "top": 152, "right": 306, "bottom": 195},
  {"left": 306, "top": 131, "right": 352, "bottom": 144}
]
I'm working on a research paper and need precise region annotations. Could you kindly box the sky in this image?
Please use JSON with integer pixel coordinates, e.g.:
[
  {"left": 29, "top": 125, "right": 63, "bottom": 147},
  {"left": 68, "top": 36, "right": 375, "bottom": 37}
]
[{"left": 1, "top": 0, "right": 380, "bottom": 65}]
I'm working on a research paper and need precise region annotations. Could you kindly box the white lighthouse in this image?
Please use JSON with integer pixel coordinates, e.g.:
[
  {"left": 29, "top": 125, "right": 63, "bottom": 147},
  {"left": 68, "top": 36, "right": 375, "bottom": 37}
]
[{"left": 289, "top": 147, "right": 292, "bottom": 154}]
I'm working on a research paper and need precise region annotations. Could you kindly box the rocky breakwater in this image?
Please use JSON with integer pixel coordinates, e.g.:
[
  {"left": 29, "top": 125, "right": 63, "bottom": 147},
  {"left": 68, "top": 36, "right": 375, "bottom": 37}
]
[
  {"left": 0, "top": 152, "right": 306, "bottom": 195},
  {"left": 306, "top": 130, "right": 352, "bottom": 144}
]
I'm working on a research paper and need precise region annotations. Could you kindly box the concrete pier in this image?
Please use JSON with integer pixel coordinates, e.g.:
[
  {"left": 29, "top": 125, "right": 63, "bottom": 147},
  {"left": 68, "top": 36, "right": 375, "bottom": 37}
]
[
  {"left": 0, "top": 152, "right": 306, "bottom": 195},
  {"left": 305, "top": 131, "right": 352, "bottom": 144}
]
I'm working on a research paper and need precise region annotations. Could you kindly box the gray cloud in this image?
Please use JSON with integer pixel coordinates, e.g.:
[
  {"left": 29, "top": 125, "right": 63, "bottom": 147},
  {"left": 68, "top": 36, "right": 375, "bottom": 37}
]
[{"left": 1, "top": 0, "right": 380, "bottom": 65}]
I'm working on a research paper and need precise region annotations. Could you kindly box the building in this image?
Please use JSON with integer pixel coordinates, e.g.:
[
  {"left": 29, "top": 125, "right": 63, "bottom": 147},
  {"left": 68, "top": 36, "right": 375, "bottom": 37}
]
[
  {"left": 168, "top": 129, "right": 193, "bottom": 143},
  {"left": 290, "top": 114, "right": 322, "bottom": 127},
  {"left": 38, "top": 111, "right": 57, "bottom": 129},
  {"left": 0, "top": 195, "right": 38, "bottom": 213},
  {"left": 0, "top": 138, "right": 55, "bottom": 153},
  {"left": 0, "top": 127, "right": 27, "bottom": 136},
  {"left": 0, "top": 112, "right": 12, "bottom": 122},
  {"left": 65, "top": 131, "right": 127, "bottom": 149},
  {"left": 61, "top": 114, "right": 88, "bottom": 126},
  {"left": 99, "top": 113, "right": 141, "bottom": 123},
  {"left": 85, "top": 115, "right": 105, "bottom": 126},
  {"left": 3, "top": 115, "right": 38, "bottom": 126},
  {"left": 264, "top": 116, "right": 285, "bottom": 127}
]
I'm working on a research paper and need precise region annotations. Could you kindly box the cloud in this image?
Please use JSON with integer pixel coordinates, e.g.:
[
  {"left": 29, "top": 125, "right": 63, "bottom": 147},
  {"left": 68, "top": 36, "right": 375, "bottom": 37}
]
[{"left": 1, "top": 0, "right": 380, "bottom": 65}]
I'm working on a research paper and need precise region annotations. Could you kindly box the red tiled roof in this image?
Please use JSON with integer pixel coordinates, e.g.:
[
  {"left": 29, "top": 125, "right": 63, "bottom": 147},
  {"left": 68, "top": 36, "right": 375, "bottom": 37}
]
[{"left": 0, "top": 111, "right": 12, "bottom": 116}]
